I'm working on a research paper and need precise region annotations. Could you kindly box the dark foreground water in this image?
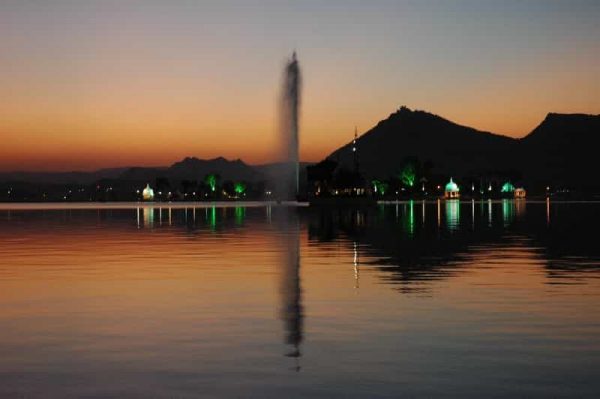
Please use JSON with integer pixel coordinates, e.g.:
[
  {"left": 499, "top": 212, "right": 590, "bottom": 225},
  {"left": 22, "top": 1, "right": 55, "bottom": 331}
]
[{"left": 0, "top": 200, "right": 599, "bottom": 398}]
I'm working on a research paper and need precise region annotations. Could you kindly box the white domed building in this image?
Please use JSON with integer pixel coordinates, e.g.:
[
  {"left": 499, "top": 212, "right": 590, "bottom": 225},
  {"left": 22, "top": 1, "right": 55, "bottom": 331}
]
[
  {"left": 444, "top": 178, "right": 460, "bottom": 199},
  {"left": 142, "top": 184, "right": 154, "bottom": 201}
]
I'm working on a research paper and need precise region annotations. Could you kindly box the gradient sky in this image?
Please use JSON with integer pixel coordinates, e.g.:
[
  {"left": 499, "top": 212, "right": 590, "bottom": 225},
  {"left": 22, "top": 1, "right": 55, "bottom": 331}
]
[{"left": 1, "top": 0, "right": 598, "bottom": 171}]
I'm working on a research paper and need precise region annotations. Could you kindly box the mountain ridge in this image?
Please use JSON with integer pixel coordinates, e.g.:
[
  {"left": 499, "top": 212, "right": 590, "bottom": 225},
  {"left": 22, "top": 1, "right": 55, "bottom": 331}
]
[
  {"left": 328, "top": 106, "right": 516, "bottom": 179},
  {"left": 1, "top": 107, "right": 598, "bottom": 191},
  {"left": 326, "top": 106, "right": 599, "bottom": 190}
]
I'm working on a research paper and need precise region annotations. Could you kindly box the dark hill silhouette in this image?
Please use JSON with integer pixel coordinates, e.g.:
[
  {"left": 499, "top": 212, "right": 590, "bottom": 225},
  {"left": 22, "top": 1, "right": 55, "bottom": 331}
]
[
  {"left": 169, "top": 156, "right": 262, "bottom": 181},
  {"left": 519, "top": 113, "right": 600, "bottom": 188},
  {"left": 117, "top": 166, "right": 168, "bottom": 182},
  {"left": 119, "top": 156, "right": 263, "bottom": 182},
  {"left": 0, "top": 167, "right": 129, "bottom": 185},
  {"left": 0, "top": 157, "right": 264, "bottom": 186},
  {"left": 327, "top": 107, "right": 600, "bottom": 192},
  {"left": 328, "top": 106, "right": 516, "bottom": 179}
]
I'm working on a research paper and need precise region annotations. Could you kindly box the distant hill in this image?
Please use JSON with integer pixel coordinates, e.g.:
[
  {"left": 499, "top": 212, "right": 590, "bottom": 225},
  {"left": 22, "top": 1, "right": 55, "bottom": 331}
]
[
  {"left": 328, "top": 106, "right": 516, "bottom": 180},
  {"left": 0, "top": 167, "right": 129, "bottom": 185},
  {"left": 0, "top": 157, "right": 264, "bottom": 185},
  {"left": 119, "top": 156, "right": 262, "bottom": 183},
  {"left": 519, "top": 113, "right": 600, "bottom": 188},
  {"left": 169, "top": 156, "right": 261, "bottom": 182}
]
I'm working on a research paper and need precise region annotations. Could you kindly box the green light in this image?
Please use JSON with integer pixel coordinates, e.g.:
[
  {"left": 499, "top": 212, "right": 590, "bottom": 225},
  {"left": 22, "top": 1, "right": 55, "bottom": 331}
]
[
  {"left": 235, "top": 206, "right": 245, "bottom": 225},
  {"left": 206, "top": 206, "right": 217, "bottom": 230},
  {"left": 372, "top": 179, "right": 388, "bottom": 196},
  {"left": 407, "top": 199, "right": 415, "bottom": 236},
  {"left": 143, "top": 207, "right": 154, "bottom": 227},
  {"left": 399, "top": 164, "right": 416, "bottom": 187},
  {"left": 501, "top": 182, "right": 515, "bottom": 193},
  {"left": 205, "top": 174, "right": 217, "bottom": 192},
  {"left": 502, "top": 199, "right": 515, "bottom": 226},
  {"left": 445, "top": 200, "right": 460, "bottom": 231},
  {"left": 234, "top": 182, "right": 246, "bottom": 195}
]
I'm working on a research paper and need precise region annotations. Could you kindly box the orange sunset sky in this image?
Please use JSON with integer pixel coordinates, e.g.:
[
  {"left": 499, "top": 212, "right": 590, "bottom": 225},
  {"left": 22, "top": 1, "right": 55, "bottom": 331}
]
[{"left": 1, "top": 1, "right": 598, "bottom": 172}]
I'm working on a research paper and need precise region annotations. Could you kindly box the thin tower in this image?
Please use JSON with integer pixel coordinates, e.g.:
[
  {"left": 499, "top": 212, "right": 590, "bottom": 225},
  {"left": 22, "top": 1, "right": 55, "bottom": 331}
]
[{"left": 352, "top": 126, "right": 358, "bottom": 173}]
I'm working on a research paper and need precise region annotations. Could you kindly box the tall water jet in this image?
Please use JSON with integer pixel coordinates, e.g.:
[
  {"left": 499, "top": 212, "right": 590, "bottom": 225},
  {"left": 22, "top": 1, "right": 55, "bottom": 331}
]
[{"left": 278, "top": 51, "right": 302, "bottom": 200}]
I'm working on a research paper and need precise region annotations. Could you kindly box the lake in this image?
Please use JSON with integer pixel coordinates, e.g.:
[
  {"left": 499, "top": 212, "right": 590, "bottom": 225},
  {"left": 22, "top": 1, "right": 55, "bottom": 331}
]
[{"left": 0, "top": 200, "right": 599, "bottom": 398}]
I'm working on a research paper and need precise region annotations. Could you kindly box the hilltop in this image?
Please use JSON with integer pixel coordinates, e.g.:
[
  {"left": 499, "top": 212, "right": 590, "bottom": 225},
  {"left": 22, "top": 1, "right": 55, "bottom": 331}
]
[
  {"left": 328, "top": 106, "right": 516, "bottom": 179},
  {"left": 519, "top": 113, "right": 600, "bottom": 188}
]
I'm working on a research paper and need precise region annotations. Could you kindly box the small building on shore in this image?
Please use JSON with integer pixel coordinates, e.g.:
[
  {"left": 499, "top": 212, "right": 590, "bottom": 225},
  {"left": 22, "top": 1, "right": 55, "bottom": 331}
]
[
  {"left": 515, "top": 187, "right": 526, "bottom": 199},
  {"left": 142, "top": 184, "right": 154, "bottom": 201},
  {"left": 501, "top": 182, "right": 516, "bottom": 194},
  {"left": 445, "top": 178, "right": 460, "bottom": 199}
]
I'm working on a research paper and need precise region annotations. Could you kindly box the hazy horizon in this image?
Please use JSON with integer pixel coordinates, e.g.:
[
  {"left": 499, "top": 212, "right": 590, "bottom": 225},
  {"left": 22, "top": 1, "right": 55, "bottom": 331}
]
[
  {"left": 1, "top": 0, "right": 599, "bottom": 172},
  {"left": 2, "top": 106, "right": 599, "bottom": 174},
  {"left": 0, "top": 155, "right": 317, "bottom": 174}
]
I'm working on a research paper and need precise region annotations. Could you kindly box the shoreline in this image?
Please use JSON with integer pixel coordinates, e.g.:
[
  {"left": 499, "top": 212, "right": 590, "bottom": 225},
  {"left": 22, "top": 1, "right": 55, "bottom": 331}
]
[
  {"left": 0, "top": 201, "right": 310, "bottom": 211},
  {"left": 1, "top": 198, "right": 600, "bottom": 211}
]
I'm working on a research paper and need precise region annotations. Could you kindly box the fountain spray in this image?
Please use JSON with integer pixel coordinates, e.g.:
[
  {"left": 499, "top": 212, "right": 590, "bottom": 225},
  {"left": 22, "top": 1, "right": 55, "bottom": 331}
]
[{"left": 280, "top": 51, "right": 302, "bottom": 199}]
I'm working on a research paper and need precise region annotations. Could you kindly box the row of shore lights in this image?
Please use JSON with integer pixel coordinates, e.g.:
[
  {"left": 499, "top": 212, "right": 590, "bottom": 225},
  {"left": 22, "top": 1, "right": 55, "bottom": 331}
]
[
  {"left": 429, "top": 179, "right": 527, "bottom": 193},
  {"left": 137, "top": 183, "right": 247, "bottom": 201}
]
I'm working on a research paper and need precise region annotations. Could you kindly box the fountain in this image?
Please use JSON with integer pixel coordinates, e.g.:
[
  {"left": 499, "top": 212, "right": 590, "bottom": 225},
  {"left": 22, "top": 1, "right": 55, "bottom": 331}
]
[
  {"left": 278, "top": 52, "right": 302, "bottom": 200},
  {"left": 276, "top": 208, "right": 303, "bottom": 369}
]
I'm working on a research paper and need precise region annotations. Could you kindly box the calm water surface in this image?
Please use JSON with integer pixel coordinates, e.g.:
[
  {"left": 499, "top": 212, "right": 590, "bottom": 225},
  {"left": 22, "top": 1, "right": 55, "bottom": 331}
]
[{"left": 0, "top": 200, "right": 599, "bottom": 398}]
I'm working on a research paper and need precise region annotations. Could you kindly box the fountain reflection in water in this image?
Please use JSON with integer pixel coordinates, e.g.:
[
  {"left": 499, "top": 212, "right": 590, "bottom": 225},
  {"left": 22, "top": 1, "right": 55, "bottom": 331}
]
[{"left": 275, "top": 208, "right": 303, "bottom": 370}]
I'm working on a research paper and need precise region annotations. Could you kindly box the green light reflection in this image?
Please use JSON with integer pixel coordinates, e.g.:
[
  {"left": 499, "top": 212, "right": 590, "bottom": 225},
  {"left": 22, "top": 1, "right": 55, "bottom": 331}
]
[
  {"left": 445, "top": 200, "right": 460, "bottom": 231},
  {"left": 207, "top": 206, "right": 217, "bottom": 230},
  {"left": 235, "top": 206, "right": 245, "bottom": 225},
  {"left": 502, "top": 199, "right": 515, "bottom": 226},
  {"left": 407, "top": 200, "right": 415, "bottom": 236}
]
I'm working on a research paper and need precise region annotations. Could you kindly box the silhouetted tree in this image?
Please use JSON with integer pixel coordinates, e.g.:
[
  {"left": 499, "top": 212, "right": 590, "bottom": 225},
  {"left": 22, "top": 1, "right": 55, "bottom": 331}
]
[
  {"left": 222, "top": 180, "right": 234, "bottom": 197},
  {"left": 155, "top": 177, "right": 170, "bottom": 193}
]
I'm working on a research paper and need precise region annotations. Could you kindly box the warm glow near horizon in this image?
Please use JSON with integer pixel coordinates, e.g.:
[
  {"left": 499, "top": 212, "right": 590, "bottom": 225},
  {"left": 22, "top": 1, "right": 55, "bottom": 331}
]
[{"left": 1, "top": 0, "right": 598, "bottom": 172}]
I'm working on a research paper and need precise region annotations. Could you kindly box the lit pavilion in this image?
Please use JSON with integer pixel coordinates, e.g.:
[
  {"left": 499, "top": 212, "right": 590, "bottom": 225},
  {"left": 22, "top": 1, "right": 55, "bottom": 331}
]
[
  {"left": 142, "top": 184, "right": 154, "bottom": 201},
  {"left": 515, "top": 187, "right": 527, "bottom": 199},
  {"left": 501, "top": 182, "right": 516, "bottom": 193},
  {"left": 444, "top": 178, "right": 460, "bottom": 199}
]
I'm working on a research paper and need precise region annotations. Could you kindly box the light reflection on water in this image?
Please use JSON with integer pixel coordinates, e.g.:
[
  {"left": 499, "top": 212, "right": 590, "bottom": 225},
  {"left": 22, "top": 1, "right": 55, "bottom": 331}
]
[{"left": 0, "top": 201, "right": 599, "bottom": 398}]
